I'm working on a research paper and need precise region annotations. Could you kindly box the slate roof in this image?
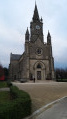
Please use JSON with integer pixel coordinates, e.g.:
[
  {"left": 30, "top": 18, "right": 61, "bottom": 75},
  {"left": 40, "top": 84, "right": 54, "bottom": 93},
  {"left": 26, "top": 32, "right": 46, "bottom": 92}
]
[{"left": 10, "top": 53, "right": 21, "bottom": 61}]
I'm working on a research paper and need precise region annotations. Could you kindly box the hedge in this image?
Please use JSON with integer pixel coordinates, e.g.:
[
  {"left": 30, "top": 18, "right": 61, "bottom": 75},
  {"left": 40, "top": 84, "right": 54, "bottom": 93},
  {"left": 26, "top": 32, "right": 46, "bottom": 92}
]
[
  {"left": 7, "top": 81, "right": 12, "bottom": 87},
  {"left": 0, "top": 86, "right": 31, "bottom": 119},
  {"left": 56, "top": 79, "right": 67, "bottom": 82}
]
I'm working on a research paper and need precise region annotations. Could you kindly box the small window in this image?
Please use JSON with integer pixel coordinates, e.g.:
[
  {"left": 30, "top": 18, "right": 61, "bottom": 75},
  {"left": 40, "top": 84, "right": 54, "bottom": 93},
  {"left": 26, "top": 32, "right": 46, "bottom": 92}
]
[
  {"left": 37, "top": 48, "right": 41, "bottom": 54},
  {"left": 37, "top": 64, "right": 41, "bottom": 68},
  {"left": 36, "top": 48, "right": 43, "bottom": 55}
]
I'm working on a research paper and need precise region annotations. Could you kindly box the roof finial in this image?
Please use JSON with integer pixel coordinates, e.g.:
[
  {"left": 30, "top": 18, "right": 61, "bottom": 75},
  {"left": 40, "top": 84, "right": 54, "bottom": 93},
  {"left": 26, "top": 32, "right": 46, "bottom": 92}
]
[
  {"left": 48, "top": 30, "right": 50, "bottom": 34},
  {"left": 35, "top": 0, "right": 37, "bottom": 10},
  {"left": 47, "top": 30, "right": 51, "bottom": 37},
  {"left": 26, "top": 27, "right": 29, "bottom": 34},
  {"left": 32, "top": 1, "right": 40, "bottom": 21},
  {"left": 35, "top": 0, "right": 36, "bottom": 6},
  {"left": 41, "top": 17, "right": 43, "bottom": 22}
]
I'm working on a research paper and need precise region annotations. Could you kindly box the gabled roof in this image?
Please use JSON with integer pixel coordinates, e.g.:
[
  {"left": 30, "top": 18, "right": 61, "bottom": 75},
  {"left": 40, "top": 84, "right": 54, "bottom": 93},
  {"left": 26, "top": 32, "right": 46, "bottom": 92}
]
[{"left": 10, "top": 53, "right": 21, "bottom": 61}]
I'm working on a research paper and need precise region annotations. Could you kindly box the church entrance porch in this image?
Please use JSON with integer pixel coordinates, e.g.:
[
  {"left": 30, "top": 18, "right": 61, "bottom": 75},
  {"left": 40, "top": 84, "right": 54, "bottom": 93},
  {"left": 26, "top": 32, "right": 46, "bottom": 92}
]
[{"left": 33, "top": 61, "right": 46, "bottom": 80}]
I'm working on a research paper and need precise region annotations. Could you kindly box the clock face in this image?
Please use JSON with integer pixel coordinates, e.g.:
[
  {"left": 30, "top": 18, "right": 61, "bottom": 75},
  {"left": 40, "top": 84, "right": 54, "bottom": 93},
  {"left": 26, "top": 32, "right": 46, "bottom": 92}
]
[{"left": 36, "top": 25, "right": 40, "bottom": 29}]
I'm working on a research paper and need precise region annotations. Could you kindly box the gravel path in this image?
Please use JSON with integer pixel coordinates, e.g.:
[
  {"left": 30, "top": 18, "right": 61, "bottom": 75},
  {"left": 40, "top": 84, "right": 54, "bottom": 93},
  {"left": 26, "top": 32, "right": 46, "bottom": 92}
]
[{"left": 12, "top": 81, "right": 67, "bottom": 112}]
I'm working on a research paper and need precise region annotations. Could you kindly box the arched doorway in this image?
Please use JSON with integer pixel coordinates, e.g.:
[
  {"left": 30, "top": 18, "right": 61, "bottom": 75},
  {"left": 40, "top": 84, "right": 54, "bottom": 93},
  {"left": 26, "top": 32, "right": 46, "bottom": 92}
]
[
  {"left": 37, "top": 64, "right": 41, "bottom": 80},
  {"left": 33, "top": 62, "right": 46, "bottom": 80}
]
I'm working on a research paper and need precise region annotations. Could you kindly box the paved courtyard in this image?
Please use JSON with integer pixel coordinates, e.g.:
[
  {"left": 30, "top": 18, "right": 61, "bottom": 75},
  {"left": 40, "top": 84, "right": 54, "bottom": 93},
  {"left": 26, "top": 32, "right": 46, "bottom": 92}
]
[
  {"left": 12, "top": 81, "right": 67, "bottom": 112},
  {"left": 35, "top": 97, "right": 67, "bottom": 119}
]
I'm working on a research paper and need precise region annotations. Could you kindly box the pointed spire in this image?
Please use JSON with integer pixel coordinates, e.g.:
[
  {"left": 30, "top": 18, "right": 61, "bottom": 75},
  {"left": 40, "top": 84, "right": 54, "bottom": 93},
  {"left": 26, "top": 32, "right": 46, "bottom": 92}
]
[
  {"left": 25, "top": 27, "right": 29, "bottom": 42},
  {"left": 41, "top": 17, "right": 43, "bottom": 22},
  {"left": 47, "top": 30, "right": 51, "bottom": 37},
  {"left": 32, "top": 2, "right": 40, "bottom": 22},
  {"left": 26, "top": 27, "right": 29, "bottom": 35},
  {"left": 47, "top": 30, "right": 51, "bottom": 45}
]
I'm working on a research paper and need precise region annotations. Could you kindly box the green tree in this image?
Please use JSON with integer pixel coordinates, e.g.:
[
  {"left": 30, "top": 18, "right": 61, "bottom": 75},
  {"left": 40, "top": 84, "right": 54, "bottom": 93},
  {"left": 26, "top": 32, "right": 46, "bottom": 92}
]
[{"left": 3, "top": 67, "right": 9, "bottom": 80}]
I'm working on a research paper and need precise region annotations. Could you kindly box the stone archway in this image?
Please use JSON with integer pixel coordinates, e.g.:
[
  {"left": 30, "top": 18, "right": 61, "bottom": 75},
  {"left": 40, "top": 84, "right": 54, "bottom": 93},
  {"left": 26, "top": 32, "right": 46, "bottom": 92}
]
[{"left": 33, "top": 61, "right": 46, "bottom": 80}]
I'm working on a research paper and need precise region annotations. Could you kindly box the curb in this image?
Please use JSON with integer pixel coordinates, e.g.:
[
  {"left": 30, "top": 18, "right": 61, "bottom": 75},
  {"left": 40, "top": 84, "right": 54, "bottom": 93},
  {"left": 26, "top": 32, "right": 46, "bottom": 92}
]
[
  {"left": 0, "top": 88, "right": 10, "bottom": 91},
  {"left": 24, "top": 96, "right": 67, "bottom": 119}
]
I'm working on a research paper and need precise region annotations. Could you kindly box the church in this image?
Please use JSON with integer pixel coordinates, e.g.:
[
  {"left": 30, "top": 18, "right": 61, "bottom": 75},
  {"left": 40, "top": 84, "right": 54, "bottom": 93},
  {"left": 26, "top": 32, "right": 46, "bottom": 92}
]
[{"left": 9, "top": 3, "right": 55, "bottom": 81}]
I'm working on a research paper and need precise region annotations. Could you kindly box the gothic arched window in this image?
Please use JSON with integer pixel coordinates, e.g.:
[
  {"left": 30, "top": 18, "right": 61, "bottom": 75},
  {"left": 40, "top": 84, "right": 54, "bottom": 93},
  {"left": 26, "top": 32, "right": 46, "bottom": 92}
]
[
  {"left": 37, "top": 48, "right": 41, "bottom": 54},
  {"left": 37, "top": 64, "right": 41, "bottom": 68}
]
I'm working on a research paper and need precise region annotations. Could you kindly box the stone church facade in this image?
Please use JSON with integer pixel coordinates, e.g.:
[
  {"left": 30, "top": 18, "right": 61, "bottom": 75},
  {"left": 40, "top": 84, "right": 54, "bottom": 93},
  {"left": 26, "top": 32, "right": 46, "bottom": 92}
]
[{"left": 9, "top": 4, "right": 55, "bottom": 81}]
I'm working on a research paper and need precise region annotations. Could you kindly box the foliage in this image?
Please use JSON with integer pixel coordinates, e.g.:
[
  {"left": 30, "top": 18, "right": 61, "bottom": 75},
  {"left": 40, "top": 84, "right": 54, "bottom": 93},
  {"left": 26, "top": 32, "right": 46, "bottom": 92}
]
[
  {"left": 0, "top": 91, "right": 10, "bottom": 103},
  {"left": 7, "top": 81, "right": 12, "bottom": 87},
  {"left": 0, "top": 81, "right": 8, "bottom": 88},
  {"left": 0, "top": 65, "right": 4, "bottom": 77},
  {"left": 55, "top": 68, "right": 67, "bottom": 82},
  {"left": 3, "top": 67, "right": 9, "bottom": 80},
  {"left": 0, "top": 86, "right": 31, "bottom": 119},
  {"left": 0, "top": 64, "right": 9, "bottom": 81}
]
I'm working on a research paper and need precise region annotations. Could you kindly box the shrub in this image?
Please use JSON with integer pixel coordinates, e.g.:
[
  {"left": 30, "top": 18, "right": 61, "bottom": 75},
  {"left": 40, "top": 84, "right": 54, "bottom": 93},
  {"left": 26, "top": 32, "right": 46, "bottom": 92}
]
[
  {"left": 56, "top": 79, "right": 67, "bottom": 82},
  {"left": 0, "top": 86, "right": 31, "bottom": 119},
  {"left": 7, "top": 81, "right": 12, "bottom": 87}
]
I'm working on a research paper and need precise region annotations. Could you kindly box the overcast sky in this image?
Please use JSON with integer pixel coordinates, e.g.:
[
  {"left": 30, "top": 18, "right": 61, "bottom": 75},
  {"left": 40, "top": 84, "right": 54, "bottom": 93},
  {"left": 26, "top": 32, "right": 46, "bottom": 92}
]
[{"left": 0, "top": 0, "right": 67, "bottom": 68}]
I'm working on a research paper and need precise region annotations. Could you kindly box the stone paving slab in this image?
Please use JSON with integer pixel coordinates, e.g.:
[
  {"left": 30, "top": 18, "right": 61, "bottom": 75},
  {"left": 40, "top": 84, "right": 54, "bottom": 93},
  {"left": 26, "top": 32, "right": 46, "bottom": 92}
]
[
  {"left": 35, "top": 97, "right": 67, "bottom": 119},
  {"left": 0, "top": 88, "right": 10, "bottom": 91},
  {"left": 24, "top": 96, "right": 67, "bottom": 119}
]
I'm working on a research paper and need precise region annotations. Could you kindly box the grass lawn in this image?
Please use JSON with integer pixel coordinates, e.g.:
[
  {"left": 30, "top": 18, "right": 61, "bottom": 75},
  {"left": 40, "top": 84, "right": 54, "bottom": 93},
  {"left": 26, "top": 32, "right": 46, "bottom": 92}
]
[
  {"left": 0, "top": 81, "right": 8, "bottom": 88},
  {"left": 0, "top": 91, "right": 10, "bottom": 103}
]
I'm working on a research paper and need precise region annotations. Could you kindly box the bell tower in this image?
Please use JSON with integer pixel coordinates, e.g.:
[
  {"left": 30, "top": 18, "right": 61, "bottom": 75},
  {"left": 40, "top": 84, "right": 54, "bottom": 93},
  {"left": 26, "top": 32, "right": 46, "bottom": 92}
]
[{"left": 30, "top": 3, "right": 43, "bottom": 42}]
